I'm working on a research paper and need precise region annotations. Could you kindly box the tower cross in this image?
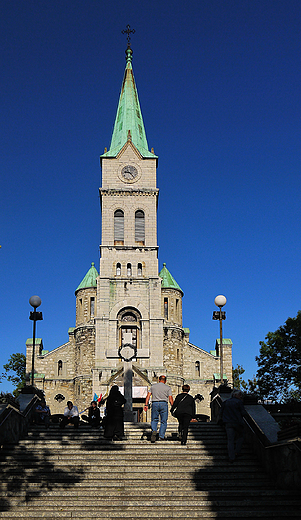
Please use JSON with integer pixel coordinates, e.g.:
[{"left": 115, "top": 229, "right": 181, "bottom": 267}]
[{"left": 122, "top": 24, "right": 135, "bottom": 47}]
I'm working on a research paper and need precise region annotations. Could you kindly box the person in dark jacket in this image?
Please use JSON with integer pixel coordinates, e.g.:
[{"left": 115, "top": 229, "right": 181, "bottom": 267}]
[
  {"left": 170, "top": 384, "right": 196, "bottom": 445},
  {"left": 34, "top": 398, "right": 51, "bottom": 428},
  {"left": 103, "top": 385, "right": 126, "bottom": 441},
  {"left": 221, "top": 388, "right": 247, "bottom": 462},
  {"left": 81, "top": 401, "right": 101, "bottom": 428}
]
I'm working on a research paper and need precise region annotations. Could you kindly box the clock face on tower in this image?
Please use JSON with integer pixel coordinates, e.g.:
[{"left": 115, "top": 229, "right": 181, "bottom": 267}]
[{"left": 121, "top": 164, "right": 138, "bottom": 181}]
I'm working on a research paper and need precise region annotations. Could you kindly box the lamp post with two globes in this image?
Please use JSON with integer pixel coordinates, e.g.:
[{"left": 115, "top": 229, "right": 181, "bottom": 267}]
[
  {"left": 212, "top": 295, "right": 227, "bottom": 385},
  {"left": 29, "top": 295, "right": 43, "bottom": 387}
]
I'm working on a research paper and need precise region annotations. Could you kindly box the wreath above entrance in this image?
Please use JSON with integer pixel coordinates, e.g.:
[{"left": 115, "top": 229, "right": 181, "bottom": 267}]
[{"left": 118, "top": 343, "right": 137, "bottom": 362}]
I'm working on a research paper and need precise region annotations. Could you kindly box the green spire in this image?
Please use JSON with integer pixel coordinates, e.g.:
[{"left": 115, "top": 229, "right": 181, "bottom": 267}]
[
  {"left": 101, "top": 47, "right": 156, "bottom": 159},
  {"left": 159, "top": 263, "right": 183, "bottom": 295},
  {"left": 75, "top": 262, "right": 99, "bottom": 293}
]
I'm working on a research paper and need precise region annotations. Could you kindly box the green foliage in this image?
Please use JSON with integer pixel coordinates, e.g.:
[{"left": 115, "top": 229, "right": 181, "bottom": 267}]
[
  {"left": 232, "top": 365, "right": 246, "bottom": 390},
  {"left": 232, "top": 364, "right": 259, "bottom": 394},
  {"left": 256, "top": 310, "right": 301, "bottom": 402},
  {"left": 1, "top": 353, "right": 26, "bottom": 397}
]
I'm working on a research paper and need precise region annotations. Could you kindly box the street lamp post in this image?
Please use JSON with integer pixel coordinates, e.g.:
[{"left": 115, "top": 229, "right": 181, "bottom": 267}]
[
  {"left": 29, "top": 295, "right": 43, "bottom": 387},
  {"left": 212, "top": 295, "right": 227, "bottom": 385}
]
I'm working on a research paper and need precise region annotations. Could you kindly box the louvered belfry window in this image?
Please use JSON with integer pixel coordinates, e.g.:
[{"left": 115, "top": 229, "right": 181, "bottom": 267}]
[
  {"left": 135, "top": 210, "right": 145, "bottom": 244},
  {"left": 114, "top": 210, "right": 124, "bottom": 245}
]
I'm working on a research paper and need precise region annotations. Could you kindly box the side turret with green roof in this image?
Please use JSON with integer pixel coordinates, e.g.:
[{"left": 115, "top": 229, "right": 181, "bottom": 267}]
[
  {"left": 75, "top": 262, "right": 98, "bottom": 293},
  {"left": 159, "top": 263, "right": 183, "bottom": 295},
  {"left": 159, "top": 263, "right": 183, "bottom": 327},
  {"left": 75, "top": 263, "right": 99, "bottom": 327}
]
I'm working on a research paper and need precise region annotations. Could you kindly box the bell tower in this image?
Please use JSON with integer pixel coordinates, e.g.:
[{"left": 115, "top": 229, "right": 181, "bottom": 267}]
[{"left": 94, "top": 33, "right": 164, "bottom": 396}]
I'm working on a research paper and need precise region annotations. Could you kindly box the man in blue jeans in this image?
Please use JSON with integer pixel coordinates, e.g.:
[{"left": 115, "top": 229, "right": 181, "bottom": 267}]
[{"left": 144, "top": 375, "right": 174, "bottom": 442}]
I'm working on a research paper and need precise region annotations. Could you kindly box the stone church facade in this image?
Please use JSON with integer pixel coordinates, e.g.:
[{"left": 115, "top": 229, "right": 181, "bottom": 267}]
[{"left": 26, "top": 43, "right": 232, "bottom": 419}]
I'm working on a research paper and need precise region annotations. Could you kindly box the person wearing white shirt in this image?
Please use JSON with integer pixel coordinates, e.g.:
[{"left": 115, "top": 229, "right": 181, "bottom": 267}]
[{"left": 59, "top": 401, "right": 79, "bottom": 429}]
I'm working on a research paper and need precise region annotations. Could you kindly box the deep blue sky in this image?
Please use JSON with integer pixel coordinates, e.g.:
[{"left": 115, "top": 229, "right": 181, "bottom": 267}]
[{"left": 1, "top": 1, "right": 301, "bottom": 392}]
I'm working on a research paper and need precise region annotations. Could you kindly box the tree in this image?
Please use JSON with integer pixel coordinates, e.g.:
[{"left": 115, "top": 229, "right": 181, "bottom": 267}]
[
  {"left": 256, "top": 311, "right": 301, "bottom": 402},
  {"left": 1, "top": 353, "right": 26, "bottom": 397},
  {"left": 232, "top": 365, "right": 247, "bottom": 390},
  {"left": 232, "top": 364, "right": 259, "bottom": 394}
]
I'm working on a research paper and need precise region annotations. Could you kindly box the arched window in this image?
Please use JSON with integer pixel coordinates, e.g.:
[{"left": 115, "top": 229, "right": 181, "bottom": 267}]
[
  {"left": 137, "top": 263, "right": 142, "bottom": 276},
  {"left": 127, "top": 263, "right": 132, "bottom": 276},
  {"left": 164, "top": 298, "right": 168, "bottom": 319},
  {"left": 121, "top": 311, "right": 137, "bottom": 322},
  {"left": 90, "top": 297, "right": 95, "bottom": 317},
  {"left": 118, "top": 307, "right": 142, "bottom": 354},
  {"left": 135, "top": 210, "right": 145, "bottom": 244},
  {"left": 116, "top": 263, "right": 121, "bottom": 276},
  {"left": 114, "top": 210, "right": 124, "bottom": 245},
  {"left": 58, "top": 360, "right": 63, "bottom": 376},
  {"left": 195, "top": 361, "right": 200, "bottom": 377},
  {"left": 79, "top": 298, "right": 83, "bottom": 321}
]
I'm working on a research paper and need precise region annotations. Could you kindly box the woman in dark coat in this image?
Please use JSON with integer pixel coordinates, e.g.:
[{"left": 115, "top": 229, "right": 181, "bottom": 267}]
[
  {"left": 170, "top": 384, "right": 196, "bottom": 445},
  {"left": 103, "top": 385, "right": 126, "bottom": 440}
]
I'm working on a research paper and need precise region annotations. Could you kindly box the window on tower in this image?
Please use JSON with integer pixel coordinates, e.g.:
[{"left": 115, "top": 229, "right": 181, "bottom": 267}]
[
  {"left": 78, "top": 298, "right": 83, "bottom": 323},
  {"left": 116, "top": 263, "right": 121, "bottom": 276},
  {"left": 114, "top": 209, "right": 124, "bottom": 245},
  {"left": 135, "top": 210, "right": 145, "bottom": 244},
  {"left": 90, "top": 297, "right": 95, "bottom": 317},
  {"left": 164, "top": 298, "right": 168, "bottom": 319},
  {"left": 127, "top": 263, "right": 132, "bottom": 276},
  {"left": 137, "top": 263, "right": 142, "bottom": 276}
]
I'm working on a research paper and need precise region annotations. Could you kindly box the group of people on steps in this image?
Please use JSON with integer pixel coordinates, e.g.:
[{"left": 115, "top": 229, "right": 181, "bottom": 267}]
[{"left": 33, "top": 375, "right": 247, "bottom": 460}]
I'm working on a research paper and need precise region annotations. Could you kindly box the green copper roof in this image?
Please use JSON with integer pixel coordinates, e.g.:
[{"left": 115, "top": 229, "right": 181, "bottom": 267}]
[
  {"left": 159, "top": 263, "right": 183, "bottom": 295},
  {"left": 101, "top": 48, "right": 156, "bottom": 159},
  {"left": 26, "top": 338, "right": 43, "bottom": 345},
  {"left": 75, "top": 262, "right": 99, "bottom": 292},
  {"left": 215, "top": 339, "right": 233, "bottom": 346}
]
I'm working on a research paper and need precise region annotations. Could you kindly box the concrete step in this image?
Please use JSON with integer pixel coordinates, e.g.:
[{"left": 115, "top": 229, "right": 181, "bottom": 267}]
[
  {"left": 1, "top": 489, "right": 294, "bottom": 499},
  {"left": 1, "top": 468, "right": 270, "bottom": 479},
  {"left": 2, "top": 494, "right": 299, "bottom": 508},
  {"left": 0, "top": 500, "right": 300, "bottom": 510},
  {"left": 1, "top": 454, "right": 256, "bottom": 465},
  {"left": 26, "top": 423, "right": 224, "bottom": 433},
  {"left": 0, "top": 478, "right": 272, "bottom": 490},
  {"left": 12, "top": 441, "right": 229, "bottom": 450},
  {"left": 1, "top": 422, "right": 300, "bottom": 519},
  {"left": 11, "top": 435, "right": 229, "bottom": 442},
  {"left": 0, "top": 507, "right": 300, "bottom": 519}
]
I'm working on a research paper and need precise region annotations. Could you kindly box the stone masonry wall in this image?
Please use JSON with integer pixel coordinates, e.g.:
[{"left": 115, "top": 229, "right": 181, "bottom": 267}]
[
  {"left": 26, "top": 324, "right": 95, "bottom": 415},
  {"left": 161, "top": 288, "right": 183, "bottom": 327},
  {"left": 76, "top": 287, "right": 97, "bottom": 327}
]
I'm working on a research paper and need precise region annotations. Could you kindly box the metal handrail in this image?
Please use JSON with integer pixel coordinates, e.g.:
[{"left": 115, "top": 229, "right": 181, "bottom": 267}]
[
  {"left": 0, "top": 406, "right": 15, "bottom": 428},
  {"left": 211, "top": 393, "right": 271, "bottom": 447},
  {"left": 0, "top": 395, "right": 40, "bottom": 446}
]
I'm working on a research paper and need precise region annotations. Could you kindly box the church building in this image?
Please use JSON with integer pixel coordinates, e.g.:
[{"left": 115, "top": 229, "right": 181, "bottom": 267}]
[{"left": 26, "top": 40, "right": 232, "bottom": 419}]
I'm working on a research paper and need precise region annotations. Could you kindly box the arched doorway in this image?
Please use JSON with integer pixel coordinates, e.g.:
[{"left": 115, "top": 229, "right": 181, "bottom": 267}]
[{"left": 117, "top": 307, "right": 141, "bottom": 357}]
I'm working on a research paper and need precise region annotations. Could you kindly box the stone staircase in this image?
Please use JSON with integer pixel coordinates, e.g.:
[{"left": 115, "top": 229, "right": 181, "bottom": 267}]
[{"left": 0, "top": 421, "right": 300, "bottom": 519}]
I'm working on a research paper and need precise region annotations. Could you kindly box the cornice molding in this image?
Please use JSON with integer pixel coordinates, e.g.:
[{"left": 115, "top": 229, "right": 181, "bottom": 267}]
[
  {"left": 100, "top": 245, "right": 159, "bottom": 252},
  {"left": 99, "top": 188, "right": 159, "bottom": 197}
]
